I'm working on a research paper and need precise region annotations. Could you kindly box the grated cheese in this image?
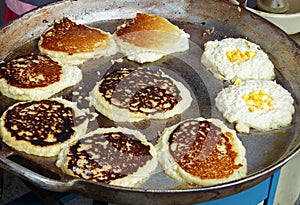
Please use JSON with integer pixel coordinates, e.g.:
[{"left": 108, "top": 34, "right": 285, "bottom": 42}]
[
  {"left": 242, "top": 89, "right": 274, "bottom": 112},
  {"left": 226, "top": 49, "right": 257, "bottom": 63}
]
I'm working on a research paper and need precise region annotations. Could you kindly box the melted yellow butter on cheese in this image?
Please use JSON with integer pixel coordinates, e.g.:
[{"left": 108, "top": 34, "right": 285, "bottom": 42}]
[
  {"left": 226, "top": 49, "right": 257, "bottom": 63},
  {"left": 234, "top": 78, "right": 242, "bottom": 86},
  {"left": 242, "top": 89, "right": 274, "bottom": 112}
]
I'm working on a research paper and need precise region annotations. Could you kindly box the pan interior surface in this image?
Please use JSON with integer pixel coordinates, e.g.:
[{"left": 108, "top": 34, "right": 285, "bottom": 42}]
[{"left": 0, "top": 0, "right": 299, "bottom": 204}]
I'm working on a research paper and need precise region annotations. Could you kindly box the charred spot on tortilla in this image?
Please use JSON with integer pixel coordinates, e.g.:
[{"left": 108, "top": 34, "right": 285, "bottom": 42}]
[
  {"left": 0, "top": 98, "right": 88, "bottom": 157},
  {"left": 0, "top": 54, "right": 82, "bottom": 101},
  {"left": 89, "top": 67, "right": 193, "bottom": 122}
]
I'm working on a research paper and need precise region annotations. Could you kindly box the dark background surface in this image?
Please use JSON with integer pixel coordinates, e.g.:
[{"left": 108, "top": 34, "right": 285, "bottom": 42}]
[{"left": 0, "top": 0, "right": 4, "bottom": 27}]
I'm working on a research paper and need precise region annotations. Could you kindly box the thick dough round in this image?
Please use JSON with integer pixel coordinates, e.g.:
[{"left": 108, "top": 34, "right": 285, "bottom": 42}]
[
  {"left": 56, "top": 127, "right": 158, "bottom": 187},
  {"left": 156, "top": 117, "right": 247, "bottom": 186},
  {"left": 0, "top": 98, "right": 88, "bottom": 157}
]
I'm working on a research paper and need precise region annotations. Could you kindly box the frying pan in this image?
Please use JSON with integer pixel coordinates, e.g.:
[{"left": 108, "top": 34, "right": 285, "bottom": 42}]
[{"left": 0, "top": 0, "right": 300, "bottom": 204}]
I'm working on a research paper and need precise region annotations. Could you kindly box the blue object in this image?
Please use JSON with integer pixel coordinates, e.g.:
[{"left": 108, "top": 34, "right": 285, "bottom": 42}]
[
  {"left": 194, "top": 170, "right": 281, "bottom": 205},
  {"left": 5, "top": 170, "right": 281, "bottom": 205}
]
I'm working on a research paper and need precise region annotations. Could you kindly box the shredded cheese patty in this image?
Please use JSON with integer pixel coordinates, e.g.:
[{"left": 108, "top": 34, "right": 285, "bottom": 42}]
[
  {"left": 215, "top": 80, "right": 294, "bottom": 133},
  {"left": 201, "top": 38, "right": 275, "bottom": 82}
]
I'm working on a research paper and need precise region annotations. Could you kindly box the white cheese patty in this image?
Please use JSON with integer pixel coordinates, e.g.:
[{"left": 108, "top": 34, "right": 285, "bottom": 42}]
[
  {"left": 201, "top": 38, "right": 275, "bottom": 82},
  {"left": 215, "top": 80, "right": 295, "bottom": 133}
]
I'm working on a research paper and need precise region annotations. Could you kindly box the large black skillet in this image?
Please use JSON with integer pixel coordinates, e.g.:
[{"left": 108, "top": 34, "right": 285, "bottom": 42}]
[{"left": 0, "top": 0, "right": 299, "bottom": 204}]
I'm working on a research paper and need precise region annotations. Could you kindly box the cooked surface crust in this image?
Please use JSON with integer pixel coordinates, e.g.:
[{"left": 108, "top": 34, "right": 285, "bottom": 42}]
[
  {"left": 57, "top": 127, "right": 158, "bottom": 187},
  {"left": 0, "top": 54, "right": 61, "bottom": 88},
  {"left": 38, "top": 18, "right": 118, "bottom": 65},
  {"left": 0, "top": 54, "right": 82, "bottom": 101},
  {"left": 157, "top": 117, "right": 247, "bottom": 186},
  {"left": 40, "top": 18, "right": 109, "bottom": 54},
  {"left": 99, "top": 67, "right": 180, "bottom": 114},
  {"left": 0, "top": 99, "right": 88, "bottom": 157},
  {"left": 116, "top": 13, "right": 182, "bottom": 47},
  {"left": 169, "top": 120, "right": 242, "bottom": 179},
  {"left": 66, "top": 132, "right": 151, "bottom": 183},
  {"left": 90, "top": 67, "right": 192, "bottom": 122},
  {"left": 113, "top": 13, "right": 190, "bottom": 63}
]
